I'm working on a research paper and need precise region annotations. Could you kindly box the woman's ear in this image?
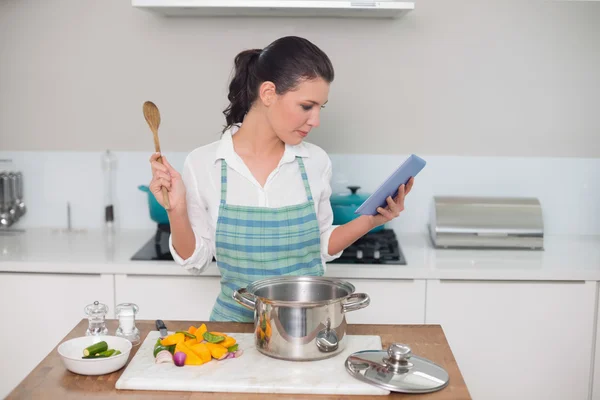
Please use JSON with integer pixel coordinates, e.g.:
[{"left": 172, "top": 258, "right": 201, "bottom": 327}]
[{"left": 258, "top": 81, "right": 277, "bottom": 107}]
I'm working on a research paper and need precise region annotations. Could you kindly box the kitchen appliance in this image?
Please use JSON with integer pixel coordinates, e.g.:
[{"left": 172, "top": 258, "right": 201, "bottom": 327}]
[
  {"left": 131, "top": 224, "right": 177, "bottom": 260},
  {"left": 232, "top": 276, "right": 370, "bottom": 361},
  {"left": 429, "top": 196, "right": 544, "bottom": 250},
  {"left": 132, "top": 0, "right": 415, "bottom": 19},
  {"left": 115, "top": 330, "right": 389, "bottom": 395},
  {"left": 131, "top": 224, "right": 407, "bottom": 264},
  {"left": 329, "top": 229, "right": 406, "bottom": 264},
  {"left": 0, "top": 167, "right": 26, "bottom": 229},
  {"left": 330, "top": 186, "right": 384, "bottom": 232}
]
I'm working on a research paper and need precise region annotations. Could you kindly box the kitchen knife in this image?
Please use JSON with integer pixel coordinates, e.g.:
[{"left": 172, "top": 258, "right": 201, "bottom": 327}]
[{"left": 155, "top": 319, "right": 168, "bottom": 338}]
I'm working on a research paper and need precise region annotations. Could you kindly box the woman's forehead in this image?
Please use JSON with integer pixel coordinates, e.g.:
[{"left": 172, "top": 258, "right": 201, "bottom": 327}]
[{"left": 287, "top": 78, "right": 330, "bottom": 101}]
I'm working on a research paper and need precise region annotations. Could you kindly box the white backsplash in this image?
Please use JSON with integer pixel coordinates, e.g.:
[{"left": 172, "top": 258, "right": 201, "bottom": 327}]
[{"left": 1, "top": 151, "right": 598, "bottom": 235}]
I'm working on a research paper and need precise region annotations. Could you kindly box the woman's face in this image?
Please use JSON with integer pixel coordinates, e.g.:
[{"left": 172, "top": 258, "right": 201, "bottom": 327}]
[{"left": 265, "top": 77, "right": 330, "bottom": 146}]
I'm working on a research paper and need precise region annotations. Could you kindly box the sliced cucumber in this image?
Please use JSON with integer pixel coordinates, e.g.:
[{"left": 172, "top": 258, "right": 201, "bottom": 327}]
[
  {"left": 83, "top": 341, "right": 108, "bottom": 357},
  {"left": 96, "top": 349, "right": 116, "bottom": 357},
  {"left": 82, "top": 348, "right": 120, "bottom": 359}
]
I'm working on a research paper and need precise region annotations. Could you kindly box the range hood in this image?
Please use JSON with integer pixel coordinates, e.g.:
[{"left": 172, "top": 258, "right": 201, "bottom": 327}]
[{"left": 132, "top": 1, "right": 415, "bottom": 18}]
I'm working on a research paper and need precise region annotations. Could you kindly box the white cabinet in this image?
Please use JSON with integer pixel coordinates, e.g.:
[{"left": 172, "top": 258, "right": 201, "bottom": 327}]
[
  {"left": 593, "top": 298, "right": 600, "bottom": 400},
  {"left": 0, "top": 272, "right": 114, "bottom": 399},
  {"left": 114, "top": 274, "right": 222, "bottom": 321},
  {"left": 426, "top": 279, "right": 596, "bottom": 400},
  {"left": 345, "top": 279, "right": 426, "bottom": 325}
]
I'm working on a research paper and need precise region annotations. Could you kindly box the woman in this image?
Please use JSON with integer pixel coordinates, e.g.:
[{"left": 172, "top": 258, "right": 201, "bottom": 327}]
[{"left": 149, "top": 36, "right": 414, "bottom": 322}]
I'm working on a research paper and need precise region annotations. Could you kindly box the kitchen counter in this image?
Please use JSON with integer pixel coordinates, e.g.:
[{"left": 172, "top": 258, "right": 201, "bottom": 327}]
[
  {"left": 7, "top": 319, "right": 471, "bottom": 400},
  {"left": 1, "top": 227, "right": 599, "bottom": 281}
]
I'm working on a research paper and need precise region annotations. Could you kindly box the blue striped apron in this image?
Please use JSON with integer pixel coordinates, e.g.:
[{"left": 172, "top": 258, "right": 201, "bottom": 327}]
[{"left": 209, "top": 157, "right": 324, "bottom": 322}]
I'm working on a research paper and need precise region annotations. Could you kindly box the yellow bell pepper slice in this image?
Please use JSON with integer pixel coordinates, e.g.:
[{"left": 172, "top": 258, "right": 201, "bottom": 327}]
[
  {"left": 197, "top": 323, "right": 208, "bottom": 338},
  {"left": 190, "top": 343, "right": 212, "bottom": 363},
  {"left": 160, "top": 332, "right": 184, "bottom": 346},
  {"left": 175, "top": 342, "right": 204, "bottom": 365},
  {"left": 221, "top": 336, "right": 236, "bottom": 348},
  {"left": 184, "top": 350, "right": 203, "bottom": 365},
  {"left": 205, "top": 343, "right": 229, "bottom": 359}
]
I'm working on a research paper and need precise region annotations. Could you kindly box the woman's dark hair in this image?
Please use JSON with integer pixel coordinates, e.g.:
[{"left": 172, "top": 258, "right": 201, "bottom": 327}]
[{"left": 222, "top": 36, "right": 334, "bottom": 132}]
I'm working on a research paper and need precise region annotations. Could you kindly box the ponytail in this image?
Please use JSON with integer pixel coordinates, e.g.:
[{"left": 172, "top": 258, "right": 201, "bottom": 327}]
[
  {"left": 222, "top": 49, "right": 262, "bottom": 132},
  {"left": 222, "top": 37, "right": 334, "bottom": 133}
]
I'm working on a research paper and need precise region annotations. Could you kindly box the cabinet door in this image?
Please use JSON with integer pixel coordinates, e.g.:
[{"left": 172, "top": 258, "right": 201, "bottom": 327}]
[
  {"left": 345, "top": 279, "right": 426, "bottom": 324},
  {"left": 426, "top": 279, "right": 596, "bottom": 400},
  {"left": 114, "top": 274, "right": 222, "bottom": 321},
  {"left": 593, "top": 297, "right": 600, "bottom": 400},
  {"left": 0, "top": 272, "right": 114, "bottom": 399}
]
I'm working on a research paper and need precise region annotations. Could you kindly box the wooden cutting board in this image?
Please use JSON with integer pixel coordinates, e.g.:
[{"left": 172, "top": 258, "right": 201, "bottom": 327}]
[{"left": 115, "top": 331, "right": 389, "bottom": 396}]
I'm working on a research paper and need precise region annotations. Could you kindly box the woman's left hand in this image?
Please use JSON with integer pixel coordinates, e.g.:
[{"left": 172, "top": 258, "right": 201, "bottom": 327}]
[{"left": 367, "top": 177, "right": 415, "bottom": 228}]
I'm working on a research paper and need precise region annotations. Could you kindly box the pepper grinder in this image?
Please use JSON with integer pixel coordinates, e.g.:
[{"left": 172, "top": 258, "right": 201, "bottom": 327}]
[
  {"left": 84, "top": 301, "right": 109, "bottom": 336},
  {"left": 115, "top": 303, "right": 140, "bottom": 345}
]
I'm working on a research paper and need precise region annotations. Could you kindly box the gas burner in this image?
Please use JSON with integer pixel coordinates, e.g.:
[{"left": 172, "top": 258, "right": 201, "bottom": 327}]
[{"left": 329, "top": 229, "right": 406, "bottom": 265}]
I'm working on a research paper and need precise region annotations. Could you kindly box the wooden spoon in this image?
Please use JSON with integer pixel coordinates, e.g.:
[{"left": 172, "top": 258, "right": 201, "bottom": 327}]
[{"left": 143, "top": 101, "right": 170, "bottom": 209}]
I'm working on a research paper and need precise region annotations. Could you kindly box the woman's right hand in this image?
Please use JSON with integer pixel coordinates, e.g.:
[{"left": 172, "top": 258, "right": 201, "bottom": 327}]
[{"left": 149, "top": 153, "right": 186, "bottom": 213}]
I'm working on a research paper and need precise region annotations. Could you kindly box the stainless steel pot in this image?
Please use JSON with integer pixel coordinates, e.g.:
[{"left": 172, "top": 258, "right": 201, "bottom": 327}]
[{"left": 232, "top": 276, "right": 370, "bottom": 361}]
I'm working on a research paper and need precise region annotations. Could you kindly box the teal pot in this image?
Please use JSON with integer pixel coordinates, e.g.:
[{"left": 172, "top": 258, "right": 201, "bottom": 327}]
[
  {"left": 330, "top": 186, "right": 384, "bottom": 233},
  {"left": 138, "top": 185, "right": 170, "bottom": 225}
]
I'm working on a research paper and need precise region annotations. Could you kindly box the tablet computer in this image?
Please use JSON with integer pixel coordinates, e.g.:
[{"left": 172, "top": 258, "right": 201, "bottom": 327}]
[{"left": 354, "top": 154, "right": 426, "bottom": 216}]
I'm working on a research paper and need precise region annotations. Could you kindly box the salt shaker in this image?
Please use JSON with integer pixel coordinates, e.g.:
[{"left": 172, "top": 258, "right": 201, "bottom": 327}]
[
  {"left": 115, "top": 303, "right": 140, "bottom": 345},
  {"left": 84, "top": 300, "right": 109, "bottom": 336}
]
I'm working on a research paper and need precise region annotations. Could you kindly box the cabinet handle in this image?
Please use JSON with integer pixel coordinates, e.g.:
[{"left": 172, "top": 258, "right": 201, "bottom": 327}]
[{"left": 438, "top": 279, "right": 586, "bottom": 284}]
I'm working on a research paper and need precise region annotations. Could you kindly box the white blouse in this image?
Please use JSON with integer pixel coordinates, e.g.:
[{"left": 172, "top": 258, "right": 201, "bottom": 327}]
[{"left": 169, "top": 124, "right": 343, "bottom": 273}]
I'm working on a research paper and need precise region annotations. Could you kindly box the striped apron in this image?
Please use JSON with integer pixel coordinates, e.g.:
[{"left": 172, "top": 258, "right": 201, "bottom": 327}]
[{"left": 209, "top": 157, "right": 324, "bottom": 322}]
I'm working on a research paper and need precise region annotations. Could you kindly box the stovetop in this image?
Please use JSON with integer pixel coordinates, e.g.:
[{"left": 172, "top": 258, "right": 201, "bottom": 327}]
[
  {"left": 131, "top": 224, "right": 175, "bottom": 261},
  {"left": 131, "top": 225, "right": 406, "bottom": 265},
  {"left": 328, "top": 229, "right": 406, "bottom": 265}
]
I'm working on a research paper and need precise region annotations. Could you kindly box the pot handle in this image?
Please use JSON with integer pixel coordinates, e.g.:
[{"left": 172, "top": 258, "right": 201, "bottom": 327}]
[
  {"left": 232, "top": 288, "right": 256, "bottom": 310},
  {"left": 341, "top": 293, "right": 370, "bottom": 313}
]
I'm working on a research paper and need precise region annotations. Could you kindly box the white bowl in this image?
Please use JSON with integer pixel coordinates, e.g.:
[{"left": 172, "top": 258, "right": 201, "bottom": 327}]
[{"left": 57, "top": 335, "right": 132, "bottom": 375}]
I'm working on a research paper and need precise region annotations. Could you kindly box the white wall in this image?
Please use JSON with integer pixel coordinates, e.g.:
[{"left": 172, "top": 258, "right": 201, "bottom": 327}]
[
  {"left": 1, "top": 150, "right": 598, "bottom": 235},
  {"left": 1, "top": 0, "right": 599, "bottom": 157},
  {"left": 1, "top": 1, "right": 599, "bottom": 234}
]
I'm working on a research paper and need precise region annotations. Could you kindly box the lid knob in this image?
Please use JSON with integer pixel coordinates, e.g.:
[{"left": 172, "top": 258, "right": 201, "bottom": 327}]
[
  {"left": 388, "top": 343, "right": 411, "bottom": 361},
  {"left": 384, "top": 343, "right": 413, "bottom": 372},
  {"left": 347, "top": 186, "right": 361, "bottom": 194}
]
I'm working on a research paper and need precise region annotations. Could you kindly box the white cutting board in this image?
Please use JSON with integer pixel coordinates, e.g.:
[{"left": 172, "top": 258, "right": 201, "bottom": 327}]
[{"left": 116, "top": 331, "right": 389, "bottom": 395}]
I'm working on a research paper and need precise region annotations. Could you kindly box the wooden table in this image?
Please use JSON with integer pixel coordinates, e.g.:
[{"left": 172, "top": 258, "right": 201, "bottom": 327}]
[{"left": 8, "top": 320, "right": 471, "bottom": 399}]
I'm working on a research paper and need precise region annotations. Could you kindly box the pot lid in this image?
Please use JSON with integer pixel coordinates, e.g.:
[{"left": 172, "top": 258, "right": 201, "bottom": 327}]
[{"left": 345, "top": 343, "right": 449, "bottom": 394}]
